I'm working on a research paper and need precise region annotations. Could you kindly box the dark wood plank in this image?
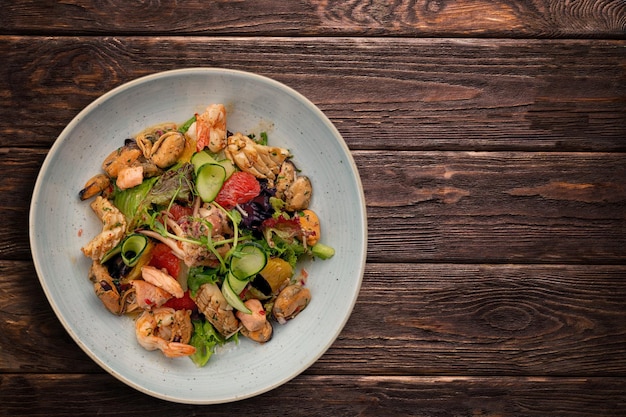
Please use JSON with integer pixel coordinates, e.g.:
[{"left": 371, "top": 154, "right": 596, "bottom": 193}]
[
  {"left": 1, "top": 373, "right": 625, "bottom": 416},
  {"left": 2, "top": 0, "right": 625, "bottom": 38},
  {"left": 328, "top": 263, "right": 626, "bottom": 376},
  {"left": 4, "top": 260, "right": 625, "bottom": 376},
  {"left": 1, "top": 37, "right": 625, "bottom": 152},
  {"left": 3, "top": 2, "right": 624, "bottom": 416},
  {"left": 361, "top": 151, "right": 626, "bottom": 264},
  {"left": 0, "top": 148, "right": 42, "bottom": 260},
  {"left": 0, "top": 260, "right": 97, "bottom": 373},
  {"left": 3, "top": 149, "right": 624, "bottom": 263}
]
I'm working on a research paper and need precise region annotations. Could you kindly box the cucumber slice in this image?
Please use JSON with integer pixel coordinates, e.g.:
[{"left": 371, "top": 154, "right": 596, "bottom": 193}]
[
  {"left": 120, "top": 234, "right": 149, "bottom": 267},
  {"left": 196, "top": 163, "right": 226, "bottom": 202},
  {"left": 227, "top": 271, "right": 248, "bottom": 294},
  {"left": 221, "top": 278, "right": 251, "bottom": 314},
  {"left": 193, "top": 151, "right": 237, "bottom": 179},
  {"left": 100, "top": 242, "right": 121, "bottom": 264},
  {"left": 217, "top": 158, "right": 236, "bottom": 179},
  {"left": 191, "top": 151, "right": 218, "bottom": 175},
  {"left": 230, "top": 242, "right": 268, "bottom": 280}
]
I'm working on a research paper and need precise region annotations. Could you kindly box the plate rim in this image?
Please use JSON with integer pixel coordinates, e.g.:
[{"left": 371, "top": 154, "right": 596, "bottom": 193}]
[{"left": 28, "top": 67, "right": 368, "bottom": 404}]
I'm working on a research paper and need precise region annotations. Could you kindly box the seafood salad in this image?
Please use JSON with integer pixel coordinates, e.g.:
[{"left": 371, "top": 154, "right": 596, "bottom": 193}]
[{"left": 79, "top": 104, "right": 334, "bottom": 366}]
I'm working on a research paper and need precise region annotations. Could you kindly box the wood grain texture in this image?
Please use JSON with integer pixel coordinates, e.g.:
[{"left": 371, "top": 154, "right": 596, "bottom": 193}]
[
  {"left": 3, "top": 260, "right": 625, "bottom": 376},
  {"left": 1, "top": 374, "right": 625, "bottom": 416},
  {"left": 0, "top": 260, "right": 96, "bottom": 373},
  {"left": 2, "top": 0, "right": 625, "bottom": 38},
  {"left": 2, "top": 149, "right": 624, "bottom": 263},
  {"left": 360, "top": 151, "right": 626, "bottom": 263},
  {"left": 2, "top": 0, "right": 626, "bottom": 412},
  {"left": 1, "top": 37, "right": 624, "bottom": 152}
]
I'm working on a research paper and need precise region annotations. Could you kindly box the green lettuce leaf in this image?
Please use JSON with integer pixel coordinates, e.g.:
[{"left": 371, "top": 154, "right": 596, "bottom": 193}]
[
  {"left": 113, "top": 177, "right": 158, "bottom": 227},
  {"left": 187, "top": 266, "right": 220, "bottom": 297},
  {"left": 113, "top": 163, "right": 195, "bottom": 231},
  {"left": 189, "top": 319, "right": 225, "bottom": 367}
]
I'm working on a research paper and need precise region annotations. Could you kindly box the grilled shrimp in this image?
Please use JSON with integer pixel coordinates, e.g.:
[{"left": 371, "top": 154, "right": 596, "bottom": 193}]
[
  {"left": 193, "top": 283, "right": 240, "bottom": 337},
  {"left": 224, "top": 132, "right": 289, "bottom": 181},
  {"left": 135, "top": 307, "right": 196, "bottom": 358},
  {"left": 189, "top": 104, "right": 227, "bottom": 153},
  {"left": 81, "top": 196, "right": 127, "bottom": 261}
]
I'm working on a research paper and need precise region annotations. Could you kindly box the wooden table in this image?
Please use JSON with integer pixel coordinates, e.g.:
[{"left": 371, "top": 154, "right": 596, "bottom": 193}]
[{"left": 2, "top": 1, "right": 625, "bottom": 415}]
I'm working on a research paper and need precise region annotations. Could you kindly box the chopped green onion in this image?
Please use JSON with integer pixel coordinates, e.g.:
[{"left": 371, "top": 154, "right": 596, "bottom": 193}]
[{"left": 311, "top": 242, "right": 335, "bottom": 260}]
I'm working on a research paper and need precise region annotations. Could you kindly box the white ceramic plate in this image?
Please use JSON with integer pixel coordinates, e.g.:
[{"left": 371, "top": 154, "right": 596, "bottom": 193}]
[{"left": 29, "top": 68, "right": 367, "bottom": 404}]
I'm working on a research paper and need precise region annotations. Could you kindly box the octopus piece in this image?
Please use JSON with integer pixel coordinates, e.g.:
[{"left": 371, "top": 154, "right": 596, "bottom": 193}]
[
  {"left": 135, "top": 307, "right": 196, "bottom": 358},
  {"left": 197, "top": 202, "right": 233, "bottom": 237},
  {"left": 273, "top": 285, "right": 311, "bottom": 324},
  {"left": 190, "top": 104, "right": 227, "bottom": 153},
  {"left": 224, "top": 132, "right": 290, "bottom": 181},
  {"left": 140, "top": 212, "right": 231, "bottom": 269},
  {"left": 176, "top": 215, "right": 231, "bottom": 268},
  {"left": 81, "top": 196, "right": 127, "bottom": 261},
  {"left": 192, "top": 283, "right": 240, "bottom": 337},
  {"left": 181, "top": 241, "right": 230, "bottom": 269}
]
